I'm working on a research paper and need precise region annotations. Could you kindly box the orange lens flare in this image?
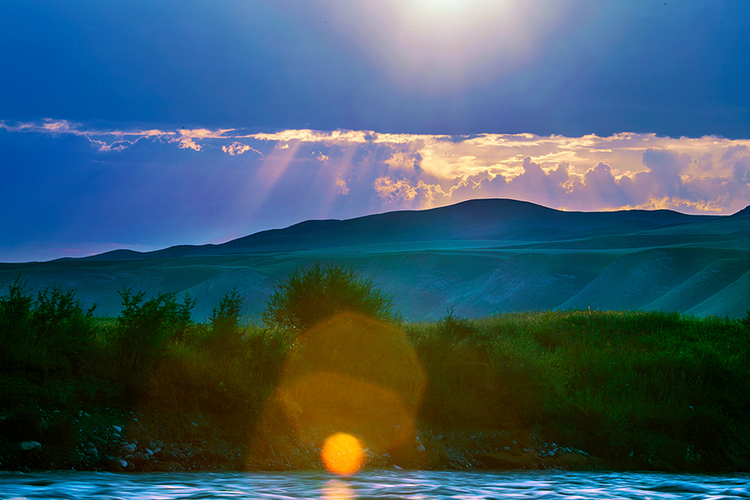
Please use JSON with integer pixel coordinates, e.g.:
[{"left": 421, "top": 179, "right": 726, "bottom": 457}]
[{"left": 321, "top": 432, "right": 364, "bottom": 475}]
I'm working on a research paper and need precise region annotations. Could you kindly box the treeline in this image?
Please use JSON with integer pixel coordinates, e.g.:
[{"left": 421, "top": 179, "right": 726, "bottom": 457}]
[{"left": 1, "top": 265, "right": 750, "bottom": 471}]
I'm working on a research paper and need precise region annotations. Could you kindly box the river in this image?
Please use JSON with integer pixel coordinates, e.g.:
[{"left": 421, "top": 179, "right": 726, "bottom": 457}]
[{"left": 1, "top": 470, "right": 749, "bottom": 499}]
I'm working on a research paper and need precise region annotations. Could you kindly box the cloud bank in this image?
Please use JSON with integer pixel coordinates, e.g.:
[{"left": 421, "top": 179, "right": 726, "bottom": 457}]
[{"left": 1, "top": 119, "right": 749, "bottom": 261}]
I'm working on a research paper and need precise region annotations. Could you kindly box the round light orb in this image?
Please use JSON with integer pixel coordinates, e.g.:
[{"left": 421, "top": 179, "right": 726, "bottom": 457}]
[{"left": 321, "top": 432, "right": 365, "bottom": 476}]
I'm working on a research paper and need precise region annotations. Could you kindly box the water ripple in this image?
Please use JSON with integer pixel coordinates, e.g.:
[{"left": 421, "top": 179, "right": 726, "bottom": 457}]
[{"left": 1, "top": 470, "right": 749, "bottom": 500}]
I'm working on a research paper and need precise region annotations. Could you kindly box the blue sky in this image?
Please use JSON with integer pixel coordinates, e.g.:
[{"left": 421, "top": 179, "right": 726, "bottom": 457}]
[{"left": 1, "top": 0, "right": 749, "bottom": 262}]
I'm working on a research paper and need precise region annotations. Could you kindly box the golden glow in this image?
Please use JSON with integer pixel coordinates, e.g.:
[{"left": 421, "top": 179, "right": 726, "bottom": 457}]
[
  {"left": 321, "top": 432, "right": 364, "bottom": 476},
  {"left": 250, "top": 312, "right": 426, "bottom": 469},
  {"left": 321, "top": 480, "right": 356, "bottom": 500}
]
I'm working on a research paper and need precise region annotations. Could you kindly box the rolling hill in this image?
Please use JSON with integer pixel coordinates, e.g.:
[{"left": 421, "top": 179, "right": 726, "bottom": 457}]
[{"left": 1, "top": 198, "right": 748, "bottom": 321}]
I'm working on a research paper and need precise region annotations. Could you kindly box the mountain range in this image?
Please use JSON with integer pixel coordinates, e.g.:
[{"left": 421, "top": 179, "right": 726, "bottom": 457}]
[{"left": 2, "top": 198, "right": 749, "bottom": 321}]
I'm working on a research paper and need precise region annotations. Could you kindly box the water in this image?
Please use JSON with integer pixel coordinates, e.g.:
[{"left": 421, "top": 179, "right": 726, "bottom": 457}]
[{"left": 1, "top": 470, "right": 749, "bottom": 499}]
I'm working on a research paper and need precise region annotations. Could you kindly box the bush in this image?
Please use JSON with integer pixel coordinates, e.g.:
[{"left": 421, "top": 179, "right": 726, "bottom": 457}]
[
  {"left": 0, "top": 276, "right": 34, "bottom": 368},
  {"left": 741, "top": 309, "right": 750, "bottom": 329},
  {"left": 33, "top": 285, "right": 97, "bottom": 367},
  {"left": 437, "top": 307, "right": 477, "bottom": 344},
  {"left": 114, "top": 287, "right": 194, "bottom": 373},
  {"left": 262, "top": 261, "right": 400, "bottom": 330},
  {"left": 210, "top": 287, "right": 244, "bottom": 343},
  {"left": 0, "top": 277, "right": 97, "bottom": 372}
]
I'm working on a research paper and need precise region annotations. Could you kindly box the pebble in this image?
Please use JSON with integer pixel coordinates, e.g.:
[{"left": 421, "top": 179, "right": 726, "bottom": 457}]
[{"left": 19, "top": 441, "right": 42, "bottom": 451}]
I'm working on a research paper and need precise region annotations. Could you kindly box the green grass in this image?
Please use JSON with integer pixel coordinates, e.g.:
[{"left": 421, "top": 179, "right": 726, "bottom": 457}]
[
  {"left": 1, "top": 279, "right": 749, "bottom": 471},
  {"left": 404, "top": 309, "right": 750, "bottom": 470}
]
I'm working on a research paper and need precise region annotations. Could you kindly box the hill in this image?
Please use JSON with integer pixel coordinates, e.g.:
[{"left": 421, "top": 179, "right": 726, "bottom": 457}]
[{"left": 1, "top": 198, "right": 748, "bottom": 320}]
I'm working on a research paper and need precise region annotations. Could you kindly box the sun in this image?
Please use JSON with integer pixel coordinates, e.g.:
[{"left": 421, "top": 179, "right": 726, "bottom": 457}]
[
  {"left": 321, "top": 433, "right": 365, "bottom": 476},
  {"left": 408, "top": 0, "right": 502, "bottom": 14},
  {"left": 412, "top": 0, "right": 465, "bottom": 12}
]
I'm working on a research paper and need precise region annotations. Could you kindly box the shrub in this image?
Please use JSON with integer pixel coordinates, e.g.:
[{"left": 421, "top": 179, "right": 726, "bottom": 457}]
[
  {"left": 0, "top": 276, "right": 34, "bottom": 367},
  {"left": 173, "top": 291, "right": 196, "bottom": 342},
  {"left": 0, "top": 278, "right": 97, "bottom": 372},
  {"left": 741, "top": 309, "right": 750, "bottom": 329},
  {"left": 210, "top": 287, "right": 244, "bottom": 343},
  {"left": 262, "top": 261, "right": 400, "bottom": 330},
  {"left": 437, "top": 307, "right": 477, "bottom": 344},
  {"left": 33, "top": 285, "right": 97, "bottom": 367},
  {"left": 114, "top": 287, "right": 194, "bottom": 373}
]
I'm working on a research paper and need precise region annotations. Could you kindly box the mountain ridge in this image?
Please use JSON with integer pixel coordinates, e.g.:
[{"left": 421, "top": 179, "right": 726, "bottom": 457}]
[
  {"left": 1, "top": 198, "right": 748, "bottom": 321},
  {"left": 82, "top": 198, "right": 724, "bottom": 260}
]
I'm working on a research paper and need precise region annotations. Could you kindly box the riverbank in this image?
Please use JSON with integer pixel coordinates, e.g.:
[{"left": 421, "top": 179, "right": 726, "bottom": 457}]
[
  {"left": 3, "top": 400, "right": 749, "bottom": 474},
  {"left": 0, "top": 403, "right": 624, "bottom": 473},
  {"left": 2, "top": 279, "right": 749, "bottom": 474}
]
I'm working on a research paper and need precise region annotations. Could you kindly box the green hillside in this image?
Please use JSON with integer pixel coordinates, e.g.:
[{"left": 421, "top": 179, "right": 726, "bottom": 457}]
[{"left": 1, "top": 199, "right": 748, "bottom": 320}]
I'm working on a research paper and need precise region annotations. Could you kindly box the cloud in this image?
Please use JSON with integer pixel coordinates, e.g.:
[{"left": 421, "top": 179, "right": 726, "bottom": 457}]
[
  {"left": 374, "top": 177, "right": 418, "bottom": 202},
  {"left": 248, "top": 129, "right": 369, "bottom": 145},
  {"left": 4, "top": 121, "right": 750, "bottom": 221},
  {"left": 0, "top": 119, "right": 177, "bottom": 152},
  {"left": 335, "top": 176, "right": 350, "bottom": 195},
  {"left": 174, "top": 128, "right": 234, "bottom": 151},
  {"left": 222, "top": 141, "right": 262, "bottom": 156}
]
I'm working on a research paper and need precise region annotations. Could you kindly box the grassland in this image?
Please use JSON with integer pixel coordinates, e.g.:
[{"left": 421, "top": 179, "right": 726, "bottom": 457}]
[{"left": 1, "top": 279, "right": 749, "bottom": 472}]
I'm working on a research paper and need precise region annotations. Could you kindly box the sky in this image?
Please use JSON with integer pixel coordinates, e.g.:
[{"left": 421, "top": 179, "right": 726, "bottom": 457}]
[{"left": 1, "top": 0, "right": 750, "bottom": 262}]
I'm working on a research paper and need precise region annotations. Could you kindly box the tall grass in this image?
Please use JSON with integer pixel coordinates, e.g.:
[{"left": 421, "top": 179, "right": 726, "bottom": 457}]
[{"left": 407, "top": 309, "right": 750, "bottom": 470}]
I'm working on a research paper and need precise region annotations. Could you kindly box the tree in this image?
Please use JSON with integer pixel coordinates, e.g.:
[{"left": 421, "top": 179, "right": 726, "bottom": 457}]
[
  {"left": 262, "top": 261, "right": 400, "bottom": 331},
  {"left": 210, "top": 287, "right": 244, "bottom": 343}
]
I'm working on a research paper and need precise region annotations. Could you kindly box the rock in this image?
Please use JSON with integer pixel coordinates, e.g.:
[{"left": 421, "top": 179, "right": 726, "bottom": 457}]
[
  {"left": 424, "top": 440, "right": 451, "bottom": 469},
  {"left": 19, "top": 441, "right": 42, "bottom": 451},
  {"left": 105, "top": 457, "right": 128, "bottom": 472},
  {"left": 85, "top": 444, "right": 99, "bottom": 458},
  {"left": 122, "top": 443, "right": 137, "bottom": 454},
  {"left": 506, "top": 442, "right": 523, "bottom": 456}
]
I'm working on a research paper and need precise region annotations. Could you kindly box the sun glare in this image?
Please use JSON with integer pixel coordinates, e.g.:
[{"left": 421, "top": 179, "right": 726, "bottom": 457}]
[
  {"left": 321, "top": 480, "right": 356, "bottom": 500},
  {"left": 321, "top": 432, "right": 365, "bottom": 476},
  {"left": 411, "top": 0, "right": 468, "bottom": 13}
]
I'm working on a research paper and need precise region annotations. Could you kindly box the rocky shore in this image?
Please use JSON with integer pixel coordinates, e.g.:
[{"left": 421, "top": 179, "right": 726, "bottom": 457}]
[
  {"left": 0, "top": 405, "right": 621, "bottom": 474},
  {"left": 5, "top": 403, "right": 749, "bottom": 474}
]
